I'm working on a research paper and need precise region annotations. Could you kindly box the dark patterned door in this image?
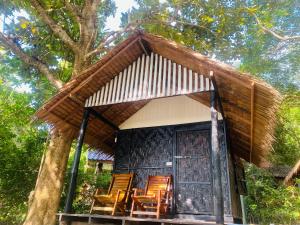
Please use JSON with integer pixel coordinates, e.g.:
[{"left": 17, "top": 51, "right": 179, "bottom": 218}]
[{"left": 175, "top": 130, "right": 213, "bottom": 214}]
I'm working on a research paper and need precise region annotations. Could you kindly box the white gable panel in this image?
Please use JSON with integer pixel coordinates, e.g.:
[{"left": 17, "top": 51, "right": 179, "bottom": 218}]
[{"left": 119, "top": 95, "right": 221, "bottom": 130}]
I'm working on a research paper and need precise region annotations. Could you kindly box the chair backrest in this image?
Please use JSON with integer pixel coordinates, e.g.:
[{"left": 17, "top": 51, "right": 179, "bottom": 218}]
[
  {"left": 145, "top": 175, "right": 172, "bottom": 197},
  {"left": 108, "top": 173, "right": 134, "bottom": 200}
]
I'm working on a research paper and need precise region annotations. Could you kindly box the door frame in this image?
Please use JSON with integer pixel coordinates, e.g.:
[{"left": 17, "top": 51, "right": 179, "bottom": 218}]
[{"left": 172, "top": 122, "right": 213, "bottom": 215}]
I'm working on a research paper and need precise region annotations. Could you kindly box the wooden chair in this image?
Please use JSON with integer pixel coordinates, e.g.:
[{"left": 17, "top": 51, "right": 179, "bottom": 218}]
[
  {"left": 130, "top": 175, "right": 172, "bottom": 219},
  {"left": 90, "top": 173, "right": 134, "bottom": 215}
]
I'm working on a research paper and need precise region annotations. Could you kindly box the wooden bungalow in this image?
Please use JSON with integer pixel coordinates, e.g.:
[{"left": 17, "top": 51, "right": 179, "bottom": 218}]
[
  {"left": 284, "top": 159, "right": 300, "bottom": 186},
  {"left": 35, "top": 31, "right": 281, "bottom": 225},
  {"left": 87, "top": 150, "right": 114, "bottom": 173},
  {"left": 267, "top": 165, "right": 291, "bottom": 183}
]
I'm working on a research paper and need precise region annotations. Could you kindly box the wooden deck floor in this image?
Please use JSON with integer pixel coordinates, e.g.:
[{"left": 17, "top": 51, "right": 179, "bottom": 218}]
[{"left": 58, "top": 213, "right": 237, "bottom": 225}]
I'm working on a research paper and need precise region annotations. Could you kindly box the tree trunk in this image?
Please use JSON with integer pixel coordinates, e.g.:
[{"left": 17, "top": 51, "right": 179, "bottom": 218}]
[
  {"left": 23, "top": 128, "right": 74, "bottom": 225},
  {"left": 23, "top": 34, "right": 93, "bottom": 225}
]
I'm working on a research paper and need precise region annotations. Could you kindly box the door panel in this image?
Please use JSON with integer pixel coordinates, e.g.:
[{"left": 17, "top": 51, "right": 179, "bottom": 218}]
[
  {"left": 177, "top": 184, "right": 212, "bottom": 214},
  {"left": 175, "top": 130, "right": 213, "bottom": 214}
]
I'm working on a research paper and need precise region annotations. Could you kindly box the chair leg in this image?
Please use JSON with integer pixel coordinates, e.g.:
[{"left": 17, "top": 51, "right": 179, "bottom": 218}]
[
  {"left": 130, "top": 200, "right": 135, "bottom": 217},
  {"left": 156, "top": 190, "right": 161, "bottom": 219},
  {"left": 90, "top": 199, "right": 95, "bottom": 214},
  {"left": 112, "top": 202, "right": 118, "bottom": 216},
  {"left": 156, "top": 202, "right": 161, "bottom": 219},
  {"left": 112, "top": 191, "right": 121, "bottom": 216}
]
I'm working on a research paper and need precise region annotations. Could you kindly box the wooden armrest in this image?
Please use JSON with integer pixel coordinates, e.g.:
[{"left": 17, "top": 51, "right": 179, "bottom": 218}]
[
  {"left": 116, "top": 189, "right": 130, "bottom": 193},
  {"left": 155, "top": 190, "right": 172, "bottom": 201},
  {"left": 163, "top": 190, "right": 172, "bottom": 204},
  {"left": 115, "top": 189, "right": 132, "bottom": 195},
  {"left": 132, "top": 188, "right": 144, "bottom": 196},
  {"left": 132, "top": 188, "right": 143, "bottom": 192},
  {"left": 94, "top": 188, "right": 106, "bottom": 195},
  {"left": 132, "top": 188, "right": 142, "bottom": 190},
  {"left": 166, "top": 190, "right": 172, "bottom": 195}
]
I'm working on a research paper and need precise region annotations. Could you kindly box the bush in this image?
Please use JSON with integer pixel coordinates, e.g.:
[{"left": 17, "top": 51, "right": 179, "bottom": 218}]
[
  {"left": 72, "top": 170, "right": 112, "bottom": 213},
  {"left": 59, "top": 147, "right": 112, "bottom": 214},
  {"left": 0, "top": 85, "right": 47, "bottom": 225},
  {"left": 245, "top": 164, "right": 300, "bottom": 225}
]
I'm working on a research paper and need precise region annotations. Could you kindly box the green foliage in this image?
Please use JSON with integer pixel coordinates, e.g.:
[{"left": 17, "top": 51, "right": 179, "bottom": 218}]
[
  {"left": 245, "top": 164, "right": 300, "bottom": 224},
  {"left": 72, "top": 170, "right": 112, "bottom": 213},
  {"left": 238, "top": 1, "right": 300, "bottom": 92},
  {"left": 0, "top": 83, "right": 47, "bottom": 224},
  {"left": 126, "top": 0, "right": 249, "bottom": 58},
  {"left": 125, "top": 0, "right": 300, "bottom": 92},
  {"left": 0, "top": 0, "right": 116, "bottom": 86},
  {"left": 0, "top": 53, "right": 56, "bottom": 107},
  {"left": 271, "top": 93, "right": 300, "bottom": 166},
  {"left": 59, "top": 146, "right": 112, "bottom": 214}
]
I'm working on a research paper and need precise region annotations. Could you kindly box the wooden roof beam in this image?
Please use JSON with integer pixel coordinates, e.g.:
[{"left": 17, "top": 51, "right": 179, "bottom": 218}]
[
  {"left": 55, "top": 97, "right": 114, "bottom": 134},
  {"left": 226, "top": 112, "right": 251, "bottom": 125},
  {"left": 230, "top": 126, "right": 251, "bottom": 138},
  {"left": 138, "top": 38, "right": 150, "bottom": 56},
  {"left": 210, "top": 71, "right": 225, "bottom": 118},
  {"left": 45, "top": 112, "right": 111, "bottom": 152},
  {"left": 88, "top": 108, "right": 119, "bottom": 131}
]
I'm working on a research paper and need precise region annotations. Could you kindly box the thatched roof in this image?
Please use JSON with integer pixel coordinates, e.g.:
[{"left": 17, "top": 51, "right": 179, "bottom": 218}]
[
  {"left": 35, "top": 31, "right": 281, "bottom": 167},
  {"left": 87, "top": 151, "right": 114, "bottom": 162},
  {"left": 284, "top": 160, "right": 300, "bottom": 185},
  {"left": 267, "top": 165, "right": 291, "bottom": 179}
]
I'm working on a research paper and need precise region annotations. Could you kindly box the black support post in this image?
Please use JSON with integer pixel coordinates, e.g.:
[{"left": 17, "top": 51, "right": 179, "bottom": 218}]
[
  {"left": 211, "top": 73, "right": 239, "bottom": 196},
  {"left": 64, "top": 108, "right": 90, "bottom": 213},
  {"left": 210, "top": 90, "right": 224, "bottom": 224}
]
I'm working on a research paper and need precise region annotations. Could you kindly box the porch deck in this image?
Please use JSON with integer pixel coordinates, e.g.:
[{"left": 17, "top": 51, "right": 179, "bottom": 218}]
[{"left": 58, "top": 213, "right": 229, "bottom": 225}]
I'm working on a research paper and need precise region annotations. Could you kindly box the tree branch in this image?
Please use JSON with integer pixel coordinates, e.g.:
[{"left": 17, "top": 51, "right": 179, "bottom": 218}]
[
  {"left": 91, "top": 0, "right": 102, "bottom": 9},
  {"left": 64, "top": 0, "right": 82, "bottom": 25},
  {"left": 86, "top": 24, "right": 137, "bottom": 58},
  {"left": 86, "top": 16, "right": 217, "bottom": 58},
  {"left": 80, "top": 0, "right": 102, "bottom": 49},
  {"left": 30, "top": 0, "right": 80, "bottom": 53},
  {"left": 0, "top": 32, "right": 63, "bottom": 89},
  {"left": 253, "top": 13, "right": 300, "bottom": 42}
]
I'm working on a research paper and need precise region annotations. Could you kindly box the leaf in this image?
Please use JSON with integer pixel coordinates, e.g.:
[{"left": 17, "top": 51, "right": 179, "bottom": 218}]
[
  {"left": 20, "top": 22, "right": 27, "bottom": 29},
  {"left": 202, "top": 15, "right": 214, "bottom": 23},
  {"left": 31, "top": 27, "right": 37, "bottom": 34},
  {"left": 247, "top": 6, "right": 259, "bottom": 14}
]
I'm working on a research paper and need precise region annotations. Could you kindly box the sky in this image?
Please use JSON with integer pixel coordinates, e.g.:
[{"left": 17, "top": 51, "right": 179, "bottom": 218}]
[
  {"left": 106, "top": 0, "right": 138, "bottom": 31},
  {"left": 106, "top": 0, "right": 166, "bottom": 30}
]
